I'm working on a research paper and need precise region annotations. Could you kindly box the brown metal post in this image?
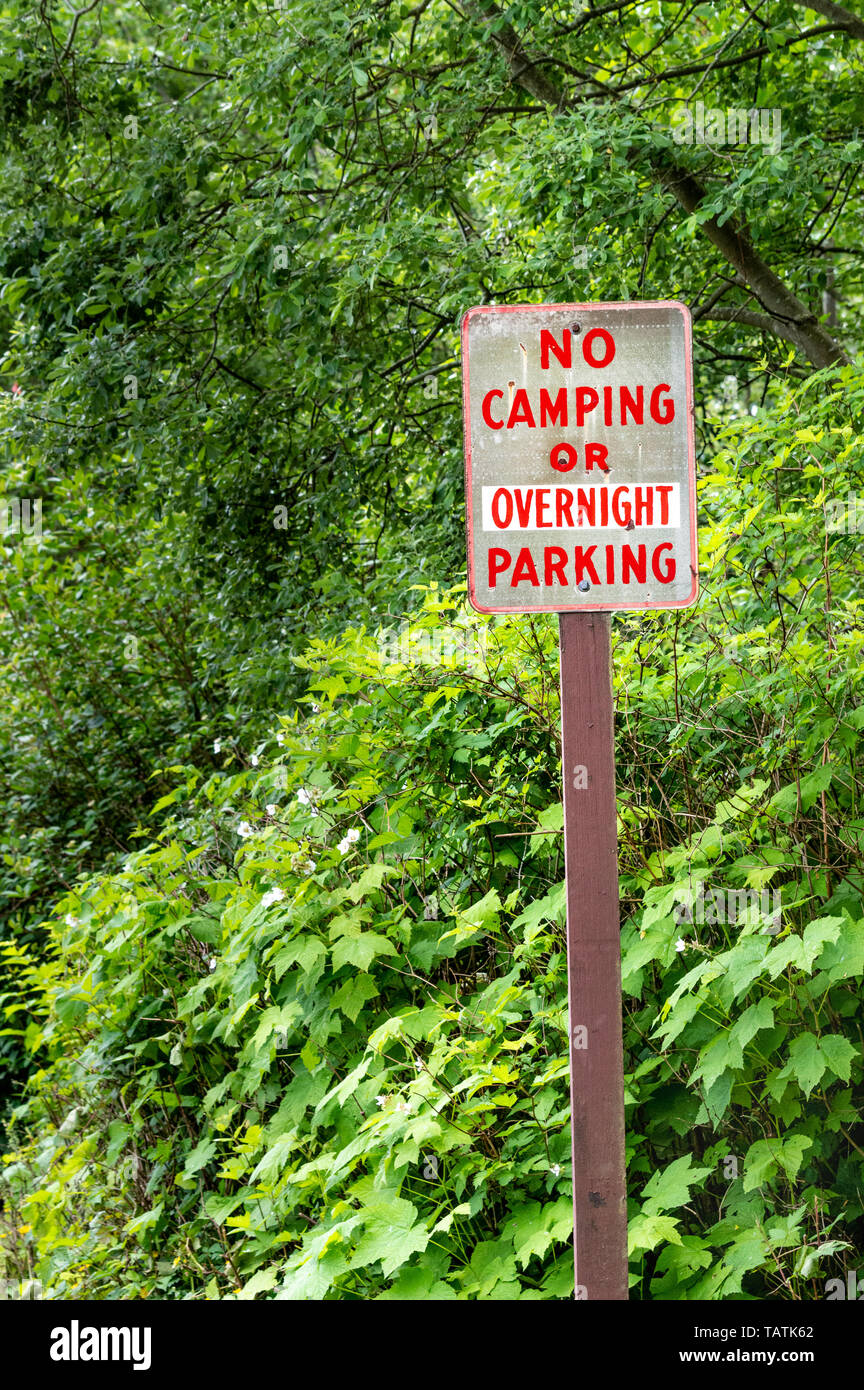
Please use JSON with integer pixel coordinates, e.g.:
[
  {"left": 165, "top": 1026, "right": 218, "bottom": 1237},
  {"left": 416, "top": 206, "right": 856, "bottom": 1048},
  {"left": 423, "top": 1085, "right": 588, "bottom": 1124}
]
[{"left": 559, "top": 610, "right": 628, "bottom": 1301}]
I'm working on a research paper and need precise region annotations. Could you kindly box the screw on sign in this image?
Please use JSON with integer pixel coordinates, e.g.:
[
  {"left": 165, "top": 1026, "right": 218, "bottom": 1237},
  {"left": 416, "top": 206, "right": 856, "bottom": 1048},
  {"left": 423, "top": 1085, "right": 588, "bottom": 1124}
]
[{"left": 461, "top": 303, "right": 698, "bottom": 1301}]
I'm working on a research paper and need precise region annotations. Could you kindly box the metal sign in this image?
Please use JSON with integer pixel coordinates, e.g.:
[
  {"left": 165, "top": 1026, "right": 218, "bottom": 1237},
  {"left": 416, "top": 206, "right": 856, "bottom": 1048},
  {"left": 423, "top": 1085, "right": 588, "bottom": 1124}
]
[
  {"left": 462, "top": 301, "right": 698, "bottom": 613},
  {"left": 461, "top": 300, "right": 700, "bottom": 1300}
]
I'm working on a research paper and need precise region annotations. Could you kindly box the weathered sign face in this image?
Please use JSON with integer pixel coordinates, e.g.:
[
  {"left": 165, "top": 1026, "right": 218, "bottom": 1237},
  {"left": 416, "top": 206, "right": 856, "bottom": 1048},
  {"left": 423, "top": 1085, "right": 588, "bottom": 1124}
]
[{"left": 461, "top": 302, "right": 698, "bottom": 613}]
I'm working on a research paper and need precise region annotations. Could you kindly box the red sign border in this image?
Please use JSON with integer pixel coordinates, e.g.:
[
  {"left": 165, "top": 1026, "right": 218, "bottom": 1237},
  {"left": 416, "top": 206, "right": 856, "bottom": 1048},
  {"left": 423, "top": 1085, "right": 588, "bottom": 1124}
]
[{"left": 461, "top": 300, "right": 699, "bottom": 614}]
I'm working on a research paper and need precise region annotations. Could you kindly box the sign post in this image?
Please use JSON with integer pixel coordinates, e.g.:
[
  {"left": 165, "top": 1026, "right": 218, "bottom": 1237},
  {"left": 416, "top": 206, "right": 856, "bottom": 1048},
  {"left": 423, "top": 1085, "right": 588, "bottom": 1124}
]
[{"left": 461, "top": 302, "right": 698, "bottom": 1300}]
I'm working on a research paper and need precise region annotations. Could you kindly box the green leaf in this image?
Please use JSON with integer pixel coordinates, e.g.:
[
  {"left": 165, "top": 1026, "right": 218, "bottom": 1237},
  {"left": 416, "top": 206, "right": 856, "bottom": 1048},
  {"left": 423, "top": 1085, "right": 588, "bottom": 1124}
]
[
  {"left": 743, "top": 1138, "right": 781, "bottom": 1191},
  {"left": 106, "top": 1120, "right": 132, "bottom": 1165},
  {"left": 728, "top": 995, "right": 774, "bottom": 1049},
  {"left": 627, "top": 1213, "right": 683, "bottom": 1254},
  {"left": 272, "top": 935, "right": 327, "bottom": 980},
  {"left": 183, "top": 1137, "right": 217, "bottom": 1176},
  {"left": 816, "top": 918, "right": 864, "bottom": 982},
  {"left": 777, "top": 1134, "right": 813, "bottom": 1181},
  {"left": 768, "top": 763, "right": 834, "bottom": 816},
  {"left": 331, "top": 972, "right": 379, "bottom": 1021},
  {"left": 348, "top": 1195, "right": 429, "bottom": 1278},
  {"left": 819, "top": 1033, "right": 857, "bottom": 1083},
  {"left": 642, "top": 1154, "right": 712, "bottom": 1215},
  {"left": 331, "top": 931, "right": 397, "bottom": 972},
  {"left": 347, "top": 864, "right": 398, "bottom": 902},
  {"left": 781, "top": 1033, "right": 826, "bottom": 1097}
]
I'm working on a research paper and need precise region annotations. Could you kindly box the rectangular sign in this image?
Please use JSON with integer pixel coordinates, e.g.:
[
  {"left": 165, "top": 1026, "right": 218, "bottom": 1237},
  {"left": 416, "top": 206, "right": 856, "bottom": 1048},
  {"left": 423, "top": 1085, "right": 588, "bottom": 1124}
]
[{"left": 462, "top": 302, "right": 698, "bottom": 612}]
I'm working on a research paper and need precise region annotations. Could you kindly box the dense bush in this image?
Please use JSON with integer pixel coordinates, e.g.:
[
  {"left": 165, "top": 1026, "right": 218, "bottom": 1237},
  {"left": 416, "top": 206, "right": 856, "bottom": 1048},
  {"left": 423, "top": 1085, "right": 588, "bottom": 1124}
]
[
  {"left": 3, "top": 369, "right": 864, "bottom": 1298},
  {"left": 2, "top": 0, "right": 864, "bottom": 1302}
]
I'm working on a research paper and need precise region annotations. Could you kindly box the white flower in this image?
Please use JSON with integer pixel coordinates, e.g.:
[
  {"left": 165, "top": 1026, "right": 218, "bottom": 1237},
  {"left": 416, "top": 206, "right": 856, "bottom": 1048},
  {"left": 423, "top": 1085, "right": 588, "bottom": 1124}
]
[
  {"left": 209, "top": 958, "right": 217, "bottom": 972},
  {"left": 675, "top": 938, "right": 687, "bottom": 952},
  {"left": 266, "top": 804, "right": 278, "bottom": 816},
  {"left": 297, "top": 788, "right": 311, "bottom": 806},
  {"left": 346, "top": 827, "right": 361, "bottom": 844},
  {"left": 337, "top": 836, "right": 352, "bottom": 855},
  {"left": 414, "top": 1058, "right": 423, "bottom": 1071},
  {"left": 213, "top": 739, "right": 222, "bottom": 754},
  {"left": 250, "top": 754, "right": 259, "bottom": 767},
  {"left": 261, "top": 887, "right": 285, "bottom": 908},
  {"left": 551, "top": 1164, "right": 561, "bottom": 1178},
  {"left": 64, "top": 913, "right": 79, "bottom": 927},
  {"left": 276, "top": 732, "right": 285, "bottom": 746},
  {"left": 376, "top": 1095, "right": 387, "bottom": 1108},
  {"left": 237, "top": 821, "right": 254, "bottom": 839}
]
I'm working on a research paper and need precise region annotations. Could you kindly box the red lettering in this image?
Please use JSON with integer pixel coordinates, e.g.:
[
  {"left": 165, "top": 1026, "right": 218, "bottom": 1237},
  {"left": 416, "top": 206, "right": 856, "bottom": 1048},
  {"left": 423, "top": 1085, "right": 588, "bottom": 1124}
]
[
  {"left": 612, "top": 487, "right": 632, "bottom": 526},
  {"left": 582, "top": 328, "right": 615, "bottom": 368},
  {"left": 575, "top": 488, "right": 595, "bottom": 527},
  {"left": 603, "top": 385, "right": 613, "bottom": 426},
  {"left": 491, "top": 489, "right": 513, "bottom": 528},
  {"left": 656, "top": 485, "right": 673, "bottom": 524},
  {"left": 585, "top": 443, "right": 609, "bottom": 473},
  {"left": 634, "top": 487, "right": 653, "bottom": 526},
  {"left": 650, "top": 383, "right": 675, "bottom": 424},
  {"left": 540, "top": 328, "right": 571, "bottom": 370},
  {"left": 512, "top": 548, "right": 540, "bottom": 586},
  {"left": 540, "top": 387, "right": 568, "bottom": 427},
  {"left": 545, "top": 547, "right": 568, "bottom": 585},
  {"left": 575, "top": 386, "right": 599, "bottom": 427},
  {"left": 573, "top": 546, "right": 600, "bottom": 585},
  {"left": 620, "top": 385, "right": 644, "bottom": 425},
  {"left": 537, "top": 488, "right": 552, "bottom": 527},
  {"left": 488, "top": 548, "right": 511, "bottom": 586},
  {"left": 507, "top": 389, "right": 536, "bottom": 429},
  {"left": 622, "top": 544, "right": 647, "bottom": 584},
  {"left": 514, "top": 489, "right": 534, "bottom": 527},
  {"left": 605, "top": 544, "right": 615, "bottom": 583},
  {"left": 652, "top": 542, "right": 676, "bottom": 583},
  {"left": 482, "top": 389, "right": 504, "bottom": 429},
  {"left": 556, "top": 489, "right": 575, "bottom": 527},
  {"left": 550, "top": 442, "right": 578, "bottom": 472}
]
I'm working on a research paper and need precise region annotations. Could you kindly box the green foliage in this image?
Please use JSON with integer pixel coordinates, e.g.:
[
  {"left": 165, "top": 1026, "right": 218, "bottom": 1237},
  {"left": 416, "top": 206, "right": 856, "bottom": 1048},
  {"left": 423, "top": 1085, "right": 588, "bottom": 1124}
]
[
  {"left": 3, "top": 365, "right": 864, "bottom": 1299},
  {"left": 1, "top": 594, "right": 580, "bottom": 1300},
  {"left": 2, "top": 0, "right": 864, "bottom": 1300}
]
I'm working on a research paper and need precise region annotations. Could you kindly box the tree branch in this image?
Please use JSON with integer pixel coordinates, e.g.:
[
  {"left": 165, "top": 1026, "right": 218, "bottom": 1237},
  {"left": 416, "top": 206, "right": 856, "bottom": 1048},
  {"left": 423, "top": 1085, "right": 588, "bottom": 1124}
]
[
  {"left": 466, "top": 0, "right": 851, "bottom": 370},
  {"left": 466, "top": 1, "right": 563, "bottom": 106},
  {"left": 787, "top": 0, "right": 864, "bottom": 41},
  {"left": 649, "top": 154, "right": 849, "bottom": 367},
  {"left": 698, "top": 304, "right": 823, "bottom": 353}
]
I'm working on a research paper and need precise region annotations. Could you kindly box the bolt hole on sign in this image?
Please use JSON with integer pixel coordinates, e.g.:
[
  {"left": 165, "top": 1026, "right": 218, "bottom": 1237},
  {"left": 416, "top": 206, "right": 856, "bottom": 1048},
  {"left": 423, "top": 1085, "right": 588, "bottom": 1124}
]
[{"left": 461, "top": 303, "right": 698, "bottom": 613}]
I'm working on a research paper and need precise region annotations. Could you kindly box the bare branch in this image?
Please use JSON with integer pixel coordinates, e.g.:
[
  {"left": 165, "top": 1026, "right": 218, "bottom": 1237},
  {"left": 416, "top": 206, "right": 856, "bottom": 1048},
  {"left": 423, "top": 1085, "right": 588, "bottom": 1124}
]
[
  {"left": 60, "top": 0, "right": 102, "bottom": 64},
  {"left": 699, "top": 304, "right": 832, "bottom": 357},
  {"left": 787, "top": 0, "right": 864, "bottom": 41}
]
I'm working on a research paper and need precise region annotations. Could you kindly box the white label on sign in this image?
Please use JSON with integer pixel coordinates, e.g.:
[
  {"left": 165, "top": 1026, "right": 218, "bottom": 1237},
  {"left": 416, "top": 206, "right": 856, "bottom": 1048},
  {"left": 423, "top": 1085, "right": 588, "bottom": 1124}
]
[
  {"left": 480, "top": 483, "right": 681, "bottom": 532},
  {"left": 461, "top": 302, "right": 698, "bottom": 613}
]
